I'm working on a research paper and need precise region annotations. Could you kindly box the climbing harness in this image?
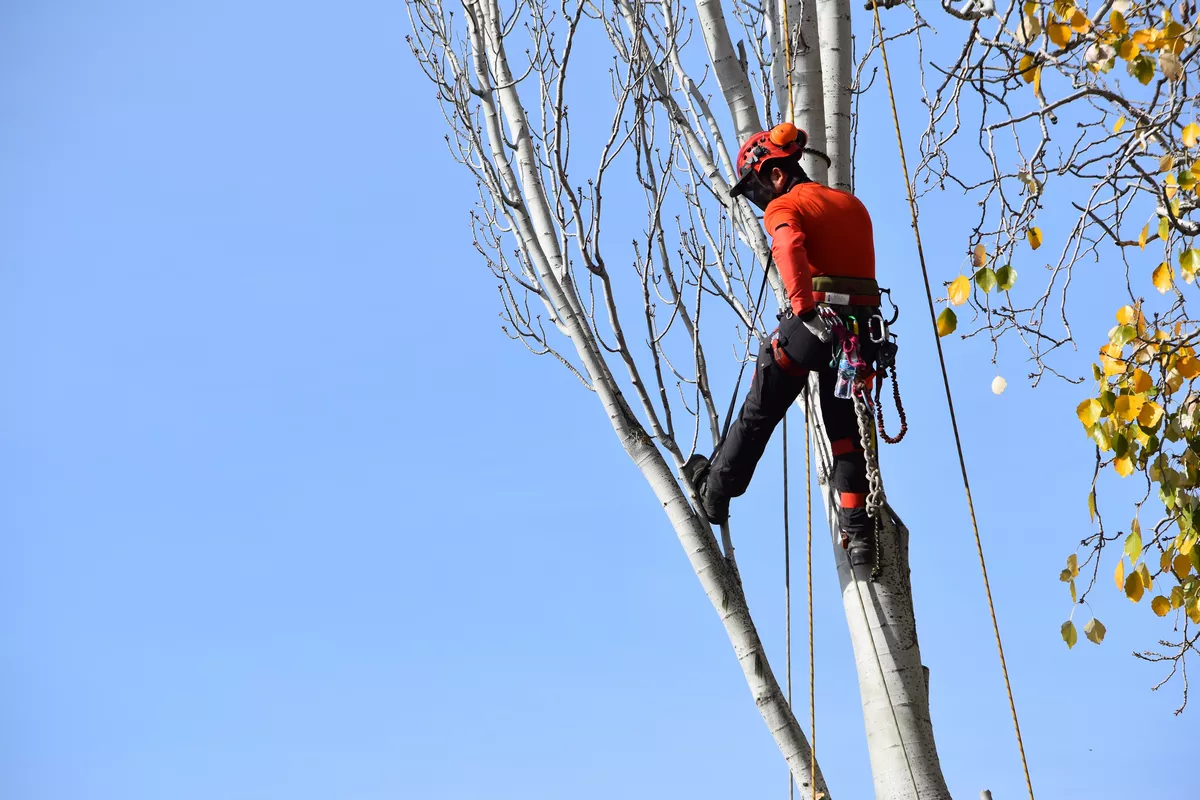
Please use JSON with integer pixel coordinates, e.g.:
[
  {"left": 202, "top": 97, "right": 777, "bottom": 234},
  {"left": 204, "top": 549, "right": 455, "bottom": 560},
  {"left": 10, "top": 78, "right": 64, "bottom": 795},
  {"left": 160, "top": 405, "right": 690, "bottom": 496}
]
[{"left": 868, "top": 2, "right": 1036, "bottom": 797}]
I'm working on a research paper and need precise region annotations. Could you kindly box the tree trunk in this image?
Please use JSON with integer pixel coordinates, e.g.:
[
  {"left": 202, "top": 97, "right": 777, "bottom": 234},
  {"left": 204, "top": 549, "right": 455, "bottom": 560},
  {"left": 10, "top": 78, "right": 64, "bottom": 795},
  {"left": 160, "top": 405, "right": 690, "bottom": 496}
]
[
  {"left": 768, "top": 0, "right": 830, "bottom": 186},
  {"left": 468, "top": 1, "right": 829, "bottom": 795},
  {"left": 816, "top": 0, "right": 853, "bottom": 190},
  {"left": 803, "top": 381, "right": 952, "bottom": 800},
  {"left": 628, "top": 436, "right": 831, "bottom": 799},
  {"left": 695, "top": 0, "right": 763, "bottom": 142}
]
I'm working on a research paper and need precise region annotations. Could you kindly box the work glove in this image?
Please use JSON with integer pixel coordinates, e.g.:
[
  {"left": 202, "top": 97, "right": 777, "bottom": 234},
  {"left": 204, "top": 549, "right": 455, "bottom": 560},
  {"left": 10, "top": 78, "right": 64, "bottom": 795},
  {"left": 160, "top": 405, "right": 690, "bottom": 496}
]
[{"left": 799, "top": 308, "right": 834, "bottom": 344}]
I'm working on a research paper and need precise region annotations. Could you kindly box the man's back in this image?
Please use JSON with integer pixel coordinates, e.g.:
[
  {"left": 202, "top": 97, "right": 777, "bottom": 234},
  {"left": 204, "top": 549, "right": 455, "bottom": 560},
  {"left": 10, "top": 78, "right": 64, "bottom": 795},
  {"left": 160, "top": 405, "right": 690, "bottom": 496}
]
[{"left": 764, "top": 182, "right": 875, "bottom": 281}]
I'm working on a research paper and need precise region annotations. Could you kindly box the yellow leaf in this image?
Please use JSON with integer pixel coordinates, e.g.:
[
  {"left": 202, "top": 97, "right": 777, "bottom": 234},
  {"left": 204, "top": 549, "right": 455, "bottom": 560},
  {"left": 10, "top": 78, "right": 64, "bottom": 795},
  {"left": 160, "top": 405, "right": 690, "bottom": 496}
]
[
  {"left": 1172, "top": 586, "right": 1184, "bottom": 608},
  {"left": 1049, "top": 21, "right": 1071, "bottom": 47},
  {"left": 1160, "top": 154, "right": 1176, "bottom": 172},
  {"left": 1131, "top": 368, "right": 1152, "bottom": 393},
  {"left": 1174, "top": 553, "right": 1192, "bottom": 578},
  {"left": 1138, "top": 400, "right": 1164, "bottom": 428},
  {"left": 1125, "top": 567, "right": 1144, "bottom": 600},
  {"left": 1114, "top": 456, "right": 1135, "bottom": 477},
  {"left": 1019, "top": 54, "right": 1037, "bottom": 83},
  {"left": 1184, "top": 123, "right": 1200, "bottom": 148},
  {"left": 1077, "top": 398, "right": 1103, "bottom": 427},
  {"left": 1138, "top": 223, "right": 1149, "bottom": 249},
  {"left": 1027, "top": 227, "right": 1042, "bottom": 250},
  {"left": 1151, "top": 595, "right": 1171, "bottom": 616},
  {"left": 1153, "top": 262, "right": 1173, "bottom": 293},
  {"left": 1119, "top": 39, "right": 1140, "bottom": 60},
  {"left": 1033, "top": 65, "right": 1043, "bottom": 96},
  {"left": 972, "top": 243, "right": 987, "bottom": 267},
  {"left": 1114, "top": 116, "right": 1127, "bottom": 134},
  {"left": 1102, "top": 355, "right": 1126, "bottom": 377},
  {"left": 1114, "top": 557, "right": 1125, "bottom": 590},
  {"left": 948, "top": 275, "right": 971, "bottom": 306},
  {"left": 1178, "top": 356, "right": 1200, "bottom": 379},
  {"left": 936, "top": 307, "right": 957, "bottom": 338},
  {"left": 1189, "top": 598, "right": 1200, "bottom": 624},
  {"left": 1115, "top": 394, "right": 1146, "bottom": 422},
  {"left": 1070, "top": 8, "right": 1090, "bottom": 33},
  {"left": 1111, "top": 10, "right": 1128, "bottom": 35},
  {"left": 1116, "top": 305, "right": 1137, "bottom": 325}
]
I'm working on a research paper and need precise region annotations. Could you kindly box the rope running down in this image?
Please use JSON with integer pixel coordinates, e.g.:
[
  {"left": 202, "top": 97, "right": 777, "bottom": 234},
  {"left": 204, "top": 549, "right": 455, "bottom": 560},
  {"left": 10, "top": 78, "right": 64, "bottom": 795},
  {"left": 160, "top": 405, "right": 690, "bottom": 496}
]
[{"left": 867, "top": 2, "right": 1036, "bottom": 797}]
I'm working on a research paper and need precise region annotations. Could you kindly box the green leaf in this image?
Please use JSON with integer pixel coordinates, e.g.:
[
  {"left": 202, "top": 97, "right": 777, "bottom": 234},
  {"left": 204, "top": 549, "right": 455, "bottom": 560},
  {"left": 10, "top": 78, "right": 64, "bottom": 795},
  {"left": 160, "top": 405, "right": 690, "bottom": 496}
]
[
  {"left": 1111, "top": 324, "right": 1138, "bottom": 347},
  {"left": 1113, "top": 431, "right": 1129, "bottom": 458},
  {"left": 1159, "top": 217, "right": 1171, "bottom": 242},
  {"left": 974, "top": 267, "right": 999, "bottom": 293},
  {"left": 1088, "top": 489, "right": 1097, "bottom": 523},
  {"left": 936, "top": 307, "right": 957, "bottom": 337},
  {"left": 1084, "top": 618, "right": 1106, "bottom": 644},
  {"left": 1182, "top": 248, "right": 1200, "bottom": 280},
  {"left": 1125, "top": 523, "right": 1143, "bottom": 564},
  {"left": 1127, "top": 54, "right": 1155, "bottom": 85},
  {"left": 1061, "top": 620, "right": 1078, "bottom": 649},
  {"left": 995, "top": 265, "right": 1018, "bottom": 291}
]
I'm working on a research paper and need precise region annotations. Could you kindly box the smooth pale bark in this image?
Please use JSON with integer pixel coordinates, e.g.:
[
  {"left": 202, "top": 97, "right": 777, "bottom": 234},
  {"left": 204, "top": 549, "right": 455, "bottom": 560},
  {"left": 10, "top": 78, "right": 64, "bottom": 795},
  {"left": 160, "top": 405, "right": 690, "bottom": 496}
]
[
  {"left": 802, "top": 380, "right": 952, "bottom": 800},
  {"left": 769, "top": 0, "right": 830, "bottom": 185},
  {"left": 815, "top": 0, "right": 853, "bottom": 189},
  {"left": 694, "top": 0, "right": 763, "bottom": 143},
  {"left": 463, "top": 0, "right": 953, "bottom": 795},
  {"left": 469, "top": 1, "right": 829, "bottom": 795}
]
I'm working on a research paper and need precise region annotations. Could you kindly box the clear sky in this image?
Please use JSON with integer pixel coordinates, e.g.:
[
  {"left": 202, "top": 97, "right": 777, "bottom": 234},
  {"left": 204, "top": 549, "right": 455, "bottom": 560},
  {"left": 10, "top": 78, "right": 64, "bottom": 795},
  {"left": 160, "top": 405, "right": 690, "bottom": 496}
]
[{"left": 2, "top": 3, "right": 1193, "bottom": 799}]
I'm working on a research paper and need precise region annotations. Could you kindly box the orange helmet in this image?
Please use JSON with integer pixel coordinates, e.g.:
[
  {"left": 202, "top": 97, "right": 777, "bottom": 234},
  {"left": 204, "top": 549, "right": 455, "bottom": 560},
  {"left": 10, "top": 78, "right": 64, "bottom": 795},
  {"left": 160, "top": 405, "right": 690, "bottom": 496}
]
[{"left": 730, "top": 122, "right": 808, "bottom": 209}]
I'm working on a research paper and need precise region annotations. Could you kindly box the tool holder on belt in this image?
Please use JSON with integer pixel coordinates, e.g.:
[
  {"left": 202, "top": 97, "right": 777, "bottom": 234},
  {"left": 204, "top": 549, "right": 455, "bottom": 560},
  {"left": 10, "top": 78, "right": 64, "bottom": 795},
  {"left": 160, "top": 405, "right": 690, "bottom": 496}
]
[{"left": 815, "top": 278, "right": 907, "bottom": 446}]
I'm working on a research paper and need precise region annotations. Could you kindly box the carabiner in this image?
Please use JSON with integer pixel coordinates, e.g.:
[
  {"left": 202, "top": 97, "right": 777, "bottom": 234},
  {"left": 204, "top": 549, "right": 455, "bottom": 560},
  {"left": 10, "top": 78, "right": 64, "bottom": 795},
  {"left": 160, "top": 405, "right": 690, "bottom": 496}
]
[
  {"left": 879, "top": 287, "right": 900, "bottom": 325},
  {"left": 868, "top": 314, "right": 890, "bottom": 344}
]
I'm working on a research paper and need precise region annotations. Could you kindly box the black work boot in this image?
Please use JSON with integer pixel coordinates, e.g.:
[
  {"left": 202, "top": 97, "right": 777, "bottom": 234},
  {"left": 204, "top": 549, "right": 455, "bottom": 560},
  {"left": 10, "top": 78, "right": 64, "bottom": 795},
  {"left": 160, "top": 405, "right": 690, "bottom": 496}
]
[
  {"left": 840, "top": 507, "right": 875, "bottom": 567},
  {"left": 682, "top": 454, "right": 731, "bottom": 525}
]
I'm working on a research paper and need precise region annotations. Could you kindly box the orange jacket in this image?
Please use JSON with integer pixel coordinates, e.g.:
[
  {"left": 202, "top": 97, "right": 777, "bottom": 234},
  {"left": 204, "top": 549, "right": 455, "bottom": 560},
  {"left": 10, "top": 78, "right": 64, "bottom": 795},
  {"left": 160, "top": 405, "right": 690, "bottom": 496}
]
[{"left": 763, "top": 182, "right": 876, "bottom": 315}]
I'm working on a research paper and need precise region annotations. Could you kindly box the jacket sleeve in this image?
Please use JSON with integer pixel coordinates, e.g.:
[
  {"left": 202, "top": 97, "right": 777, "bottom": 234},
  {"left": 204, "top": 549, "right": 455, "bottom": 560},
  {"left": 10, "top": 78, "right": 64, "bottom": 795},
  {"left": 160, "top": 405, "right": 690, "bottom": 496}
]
[{"left": 766, "top": 206, "right": 814, "bottom": 315}]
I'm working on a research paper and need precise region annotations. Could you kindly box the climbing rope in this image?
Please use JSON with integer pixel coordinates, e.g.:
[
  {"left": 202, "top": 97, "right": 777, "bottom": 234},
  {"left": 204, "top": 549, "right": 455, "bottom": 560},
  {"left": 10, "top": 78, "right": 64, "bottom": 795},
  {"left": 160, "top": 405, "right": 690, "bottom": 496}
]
[
  {"left": 868, "top": 3, "right": 1036, "bottom": 797},
  {"left": 772, "top": 7, "right": 811, "bottom": 800},
  {"left": 804, "top": 409, "right": 815, "bottom": 800},
  {"left": 782, "top": 413, "right": 794, "bottom": 800}
]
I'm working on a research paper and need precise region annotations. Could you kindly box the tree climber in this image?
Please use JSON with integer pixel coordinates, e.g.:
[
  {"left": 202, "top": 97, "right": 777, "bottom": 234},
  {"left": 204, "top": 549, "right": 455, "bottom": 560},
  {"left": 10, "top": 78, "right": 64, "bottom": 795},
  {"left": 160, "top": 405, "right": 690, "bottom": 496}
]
[{"left": 683, "top": 122, "right": 882, "bottom": 566}]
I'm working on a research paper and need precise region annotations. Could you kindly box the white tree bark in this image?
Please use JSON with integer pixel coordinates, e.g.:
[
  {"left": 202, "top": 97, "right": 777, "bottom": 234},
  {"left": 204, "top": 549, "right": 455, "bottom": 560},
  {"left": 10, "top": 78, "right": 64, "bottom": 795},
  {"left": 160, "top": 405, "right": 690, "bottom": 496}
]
[
  {"left": 461, "top": 2, "right": 829, "bottom": 795},
  {"left": 768, "top": 0, "right": 830, "bottom": 185},
  {"left": 412, "top": 0, "right": 957, "bottom": 795},
  {"left": 803, "top": 381, "right": 952, "bottom": 800},
  {"left": 815, "top": 0, "right": 853, "bottom": 189},
  {"left": 694, "top": 0, "right": 763, "bottom": 143}
]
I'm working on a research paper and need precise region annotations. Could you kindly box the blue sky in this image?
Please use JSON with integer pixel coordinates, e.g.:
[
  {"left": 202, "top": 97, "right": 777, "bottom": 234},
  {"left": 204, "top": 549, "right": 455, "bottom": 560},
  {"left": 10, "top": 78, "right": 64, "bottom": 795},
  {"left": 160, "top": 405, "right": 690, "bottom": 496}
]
[{"left": 2, "top": 3, "right": 1194, "bottom": 799}]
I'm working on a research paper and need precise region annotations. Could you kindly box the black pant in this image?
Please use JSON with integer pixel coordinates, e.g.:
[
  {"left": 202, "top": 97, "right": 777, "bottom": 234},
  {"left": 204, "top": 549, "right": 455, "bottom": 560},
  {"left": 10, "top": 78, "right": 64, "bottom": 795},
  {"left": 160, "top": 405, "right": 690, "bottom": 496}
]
[{"left": 707, "top": 312, "right": 872, "bottom": 533}]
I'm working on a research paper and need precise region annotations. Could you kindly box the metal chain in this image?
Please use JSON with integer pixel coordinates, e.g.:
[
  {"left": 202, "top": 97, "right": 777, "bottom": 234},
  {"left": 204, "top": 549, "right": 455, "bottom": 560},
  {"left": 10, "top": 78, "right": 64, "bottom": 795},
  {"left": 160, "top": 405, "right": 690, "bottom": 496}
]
[{"left": 852, "top": 384, "right": 885, "bottom": 521}]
